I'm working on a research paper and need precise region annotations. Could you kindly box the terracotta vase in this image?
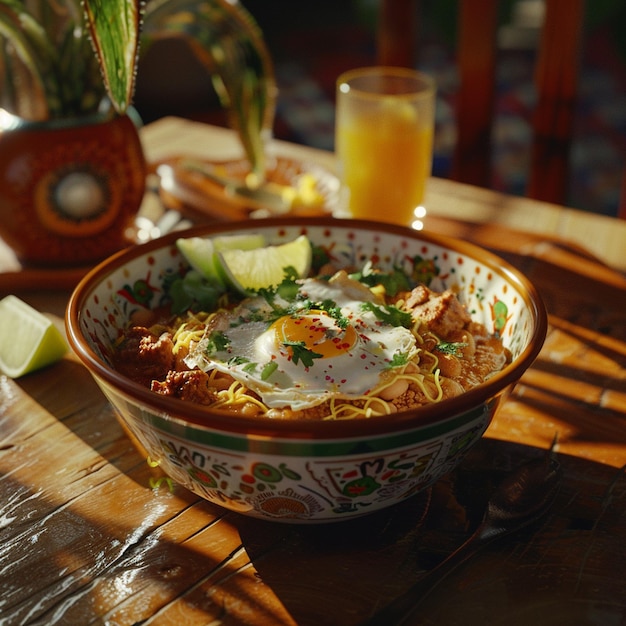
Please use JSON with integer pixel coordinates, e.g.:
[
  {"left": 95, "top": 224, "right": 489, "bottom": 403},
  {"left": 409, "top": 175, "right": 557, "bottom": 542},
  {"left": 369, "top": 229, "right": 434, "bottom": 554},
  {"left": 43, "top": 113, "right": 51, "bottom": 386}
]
[{"left": 0, "top": 109, "right": 146, "bottom": 266}]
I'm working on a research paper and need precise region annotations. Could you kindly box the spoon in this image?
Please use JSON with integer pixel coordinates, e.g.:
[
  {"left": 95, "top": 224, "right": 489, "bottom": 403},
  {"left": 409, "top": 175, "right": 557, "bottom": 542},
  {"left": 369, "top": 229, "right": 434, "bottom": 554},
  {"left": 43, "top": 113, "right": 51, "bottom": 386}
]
[{"left": 363, "top": 437, "right": 562, "bottom": 626}]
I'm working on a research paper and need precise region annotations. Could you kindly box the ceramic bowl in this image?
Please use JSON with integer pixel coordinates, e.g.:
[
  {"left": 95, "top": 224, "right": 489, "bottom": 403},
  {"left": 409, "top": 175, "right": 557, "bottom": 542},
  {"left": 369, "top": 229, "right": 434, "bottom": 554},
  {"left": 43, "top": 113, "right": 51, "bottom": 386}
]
[{"left": 66, "top": 218, "right": 547, "bottom": 523}]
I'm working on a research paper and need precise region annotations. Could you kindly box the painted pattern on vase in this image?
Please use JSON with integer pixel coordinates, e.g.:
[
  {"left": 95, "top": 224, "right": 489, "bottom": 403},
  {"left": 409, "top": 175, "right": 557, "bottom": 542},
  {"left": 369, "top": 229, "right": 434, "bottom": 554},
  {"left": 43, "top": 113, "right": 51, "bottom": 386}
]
[{"left": 0, "top": 109, "right": 146, "bottom": 266}]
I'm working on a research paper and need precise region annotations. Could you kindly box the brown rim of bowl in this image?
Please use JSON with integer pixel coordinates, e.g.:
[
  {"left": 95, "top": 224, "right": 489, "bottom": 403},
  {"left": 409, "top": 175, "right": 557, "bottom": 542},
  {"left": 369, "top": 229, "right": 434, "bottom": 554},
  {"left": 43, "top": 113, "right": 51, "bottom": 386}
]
[{"left": 66, "top": 217, "right": 547, "bottom": 440}]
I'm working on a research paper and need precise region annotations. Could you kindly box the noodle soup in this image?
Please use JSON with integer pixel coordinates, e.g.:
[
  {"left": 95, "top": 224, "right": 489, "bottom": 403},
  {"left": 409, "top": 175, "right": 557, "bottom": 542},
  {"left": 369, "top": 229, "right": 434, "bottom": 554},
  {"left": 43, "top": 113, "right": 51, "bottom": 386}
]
[{"left": 113, "top": 241, "right": 511, "bottom": 421}]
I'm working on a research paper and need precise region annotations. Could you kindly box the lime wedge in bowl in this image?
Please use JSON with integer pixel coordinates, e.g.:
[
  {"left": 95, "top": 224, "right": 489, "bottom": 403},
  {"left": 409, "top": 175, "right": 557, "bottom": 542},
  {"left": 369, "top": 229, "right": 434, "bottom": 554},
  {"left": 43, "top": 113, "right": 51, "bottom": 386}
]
[
  {"left": 218, "top": 234, "right": 312, "bottom": 294},
  {"left": 176, "top": 233, "right": 267, "bottom": 286}
]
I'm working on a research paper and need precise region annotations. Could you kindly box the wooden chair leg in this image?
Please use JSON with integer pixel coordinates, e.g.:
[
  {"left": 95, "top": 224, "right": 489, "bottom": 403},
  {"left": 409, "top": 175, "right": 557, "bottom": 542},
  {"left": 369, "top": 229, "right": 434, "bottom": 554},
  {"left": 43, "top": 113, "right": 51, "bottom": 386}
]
[
  {"left": 377, "top": 0, "right": 419, "bottom": 68},
  {"left": 451, "top": 0, "right": 499, "bottom": 188},
  {"left": 527, "top": 0, "right": 584, "bottom": 204}
]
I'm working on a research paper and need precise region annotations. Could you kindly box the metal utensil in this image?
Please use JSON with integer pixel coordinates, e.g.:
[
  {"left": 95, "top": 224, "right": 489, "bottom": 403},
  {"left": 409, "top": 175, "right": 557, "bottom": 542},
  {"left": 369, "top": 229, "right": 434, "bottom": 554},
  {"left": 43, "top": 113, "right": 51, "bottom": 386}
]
[{"left": 363, "top": 437, "right": 562, "bottom": 625}]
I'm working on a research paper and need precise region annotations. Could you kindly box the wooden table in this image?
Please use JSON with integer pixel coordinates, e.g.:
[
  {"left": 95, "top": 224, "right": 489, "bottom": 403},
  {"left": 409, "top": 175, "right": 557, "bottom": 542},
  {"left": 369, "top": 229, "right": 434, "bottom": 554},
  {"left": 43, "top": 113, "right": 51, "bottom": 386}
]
[{"left": 1, "top": 118, "right": 625, "bottom": 625}]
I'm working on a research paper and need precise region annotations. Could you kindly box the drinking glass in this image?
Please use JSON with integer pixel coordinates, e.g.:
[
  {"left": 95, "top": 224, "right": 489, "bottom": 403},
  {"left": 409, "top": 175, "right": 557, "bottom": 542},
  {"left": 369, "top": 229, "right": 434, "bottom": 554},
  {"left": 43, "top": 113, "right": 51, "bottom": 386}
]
[{"left": 335, "top": 67, "right": 435, "bottom": 227}]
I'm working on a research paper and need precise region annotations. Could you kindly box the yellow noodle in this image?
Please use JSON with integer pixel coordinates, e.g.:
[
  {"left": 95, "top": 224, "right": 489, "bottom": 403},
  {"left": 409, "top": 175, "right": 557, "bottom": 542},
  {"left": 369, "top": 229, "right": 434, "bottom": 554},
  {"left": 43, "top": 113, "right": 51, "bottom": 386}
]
[
  {"left": 326, "top": 396, "right": 395, "bottom": 420},
  {"left": 364, "top": 361, "right": 443, "bottom": 403},
  {"left": 424, "top": 369, "right": 444, "bottom": 402},
  {"left": 172, "top": 312, "right": 217, "bottom": 355},
  {"left": 213, "top": 380, "right": 268, "bottom": 412},
  {"left": 420, "top": 349, "right": 440, "bottom": 375},
  {"left": 172, "top": 326, "right": 204, "bottom": 355}
]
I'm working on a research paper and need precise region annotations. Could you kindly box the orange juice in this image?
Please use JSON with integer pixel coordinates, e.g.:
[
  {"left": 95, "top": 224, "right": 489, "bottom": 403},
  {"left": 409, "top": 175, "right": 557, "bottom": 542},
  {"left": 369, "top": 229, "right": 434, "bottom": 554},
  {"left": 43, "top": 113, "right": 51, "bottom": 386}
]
[
  {"left": 337, "top": 107, "right": 433, "bottom": 224},
  {"left": 335, "top": 68, "right": 435, "bottom": 226}
]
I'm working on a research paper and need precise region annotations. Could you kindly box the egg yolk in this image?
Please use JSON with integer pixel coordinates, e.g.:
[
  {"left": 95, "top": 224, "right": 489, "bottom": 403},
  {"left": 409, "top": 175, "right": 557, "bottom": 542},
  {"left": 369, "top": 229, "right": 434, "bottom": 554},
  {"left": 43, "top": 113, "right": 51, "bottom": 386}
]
[{"left": 271, "top": 310, "right": 357, "bottom": 358}]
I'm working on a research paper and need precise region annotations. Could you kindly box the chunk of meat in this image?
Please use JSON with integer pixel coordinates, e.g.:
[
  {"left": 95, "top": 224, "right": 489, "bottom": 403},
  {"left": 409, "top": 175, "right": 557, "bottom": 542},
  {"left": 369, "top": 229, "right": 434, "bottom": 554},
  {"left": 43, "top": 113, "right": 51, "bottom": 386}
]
[
  {"left": 114, "top": 326, "right": 175, "bottom": 387},
  {"left": 151, "top": 370, "right": 218, "bottom": 404},
  {"left": 403, "top": 285, "right": 471, "bottom": 339}
]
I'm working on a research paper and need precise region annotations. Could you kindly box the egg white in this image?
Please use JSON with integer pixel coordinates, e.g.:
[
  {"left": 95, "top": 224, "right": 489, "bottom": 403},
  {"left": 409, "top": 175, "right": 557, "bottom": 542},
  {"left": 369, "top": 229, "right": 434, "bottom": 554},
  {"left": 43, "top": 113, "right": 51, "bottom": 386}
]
[{"left": 185, "top": 277, "right": 418, "bottom": 410}]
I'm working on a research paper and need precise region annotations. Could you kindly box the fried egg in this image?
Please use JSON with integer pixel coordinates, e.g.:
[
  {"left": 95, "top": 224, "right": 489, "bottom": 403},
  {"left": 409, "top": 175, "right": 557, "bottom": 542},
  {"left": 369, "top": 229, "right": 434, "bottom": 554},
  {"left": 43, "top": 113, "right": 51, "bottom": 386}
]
[{"left": 185, "top": 276, "right": 418, "bottom": 410}]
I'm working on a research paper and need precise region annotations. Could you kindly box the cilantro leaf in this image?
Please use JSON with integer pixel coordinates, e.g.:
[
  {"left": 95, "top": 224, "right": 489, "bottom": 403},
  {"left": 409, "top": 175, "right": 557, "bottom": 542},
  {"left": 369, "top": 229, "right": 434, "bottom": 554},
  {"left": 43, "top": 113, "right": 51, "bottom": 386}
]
[
  {"left": 229, "top": 355, "right": 251, "bottom": 366},
  {"left": 361, "top": 302, "right": 413, "bottom": 328},
  {"left": 311, "top": 299, "right": 349, "bottom": 329},
  {"left": 388, "top": 352, "right": 410, "bottom": 368},
  {"left": 253, "top": 267, "right": 302, "bottom": 325},
  {"left": 435, "top": 341, "right": 468, "bottom": 356},
  {"left": 282, "top": 340, "right": 323, "bottom": 367},
  {"left": 255, "top": 266, "right": 301, "bottom": 305},
  {"left": 256, "top": 286, "right": 277, "bottom": 308},
  {"left": 310, "top": 243, "right": 331, "bottom": 274},
  {"left": 205, "top": 330, "right": 230, "bottom": 355},
  {"left": 411, "top": 256, "right": 440, "bottom": 286},
  {"left": 352, "top": 264, "right": 412, "bottom": 296},
  {"left": 276, "top": 266, "right": 301, "bottom": 301},
  {"left": 165, "top": 269, "right": 223, "bottom": 314}
]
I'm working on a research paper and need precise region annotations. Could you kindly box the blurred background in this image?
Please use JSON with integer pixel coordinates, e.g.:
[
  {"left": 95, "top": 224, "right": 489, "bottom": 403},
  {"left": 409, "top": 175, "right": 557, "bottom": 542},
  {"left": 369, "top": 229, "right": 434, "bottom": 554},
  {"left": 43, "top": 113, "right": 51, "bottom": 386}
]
[{"left": 134, "top": 0, "right": 625, "bottom": 218}]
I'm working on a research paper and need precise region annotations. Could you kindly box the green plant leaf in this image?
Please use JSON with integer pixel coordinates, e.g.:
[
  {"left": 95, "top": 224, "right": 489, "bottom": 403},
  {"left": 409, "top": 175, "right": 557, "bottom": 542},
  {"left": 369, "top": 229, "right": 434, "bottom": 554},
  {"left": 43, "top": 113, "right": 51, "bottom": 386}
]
[
  {"left": 0, "top": 0, "right": 107, "bottom": 118},
  {"left": 142, "top": 0, "right": 276, "bottom": 179},
  {"left": 82, "top": 0, "right": 141, "bottom": 114},
  {"left": 0, "top": 0, "right": 56, "bottom": 117}
]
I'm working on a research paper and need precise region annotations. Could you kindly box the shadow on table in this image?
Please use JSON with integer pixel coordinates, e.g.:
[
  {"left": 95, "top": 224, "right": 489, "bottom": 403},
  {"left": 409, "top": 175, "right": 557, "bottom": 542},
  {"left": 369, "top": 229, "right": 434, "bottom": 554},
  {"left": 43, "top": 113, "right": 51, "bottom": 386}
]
[{"left": 236, "top": 437, "right": 626, "bottom": 626}]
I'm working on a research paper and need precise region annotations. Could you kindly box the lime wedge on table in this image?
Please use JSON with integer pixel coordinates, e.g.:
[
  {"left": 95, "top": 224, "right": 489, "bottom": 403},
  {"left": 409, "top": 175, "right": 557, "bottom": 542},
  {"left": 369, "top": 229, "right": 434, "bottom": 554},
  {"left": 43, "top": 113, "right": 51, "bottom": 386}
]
[
  {"left": 176, "top": 233, "right": 267, "bottom": 285},
  {"left": 218, "top": 235, "right": 312, "bottom": 294},
  {"left": 0, "top": 296, "right": 68, "bottom": 378}
]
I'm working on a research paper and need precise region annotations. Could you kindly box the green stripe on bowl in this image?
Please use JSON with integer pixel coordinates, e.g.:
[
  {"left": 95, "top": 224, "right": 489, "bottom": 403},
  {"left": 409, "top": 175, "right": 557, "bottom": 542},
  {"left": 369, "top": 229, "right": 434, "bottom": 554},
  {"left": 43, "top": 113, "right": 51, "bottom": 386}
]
[{"left": 135, "top": 402, "right": 493, "bottom": 457}]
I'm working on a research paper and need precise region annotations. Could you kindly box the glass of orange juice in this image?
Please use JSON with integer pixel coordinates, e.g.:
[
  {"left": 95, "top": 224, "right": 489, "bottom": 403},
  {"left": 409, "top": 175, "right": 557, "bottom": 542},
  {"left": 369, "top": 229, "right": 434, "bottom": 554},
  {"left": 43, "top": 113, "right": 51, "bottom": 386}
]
[{"left": 335, "top": 67, "right": 435, "bottom": 227}]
